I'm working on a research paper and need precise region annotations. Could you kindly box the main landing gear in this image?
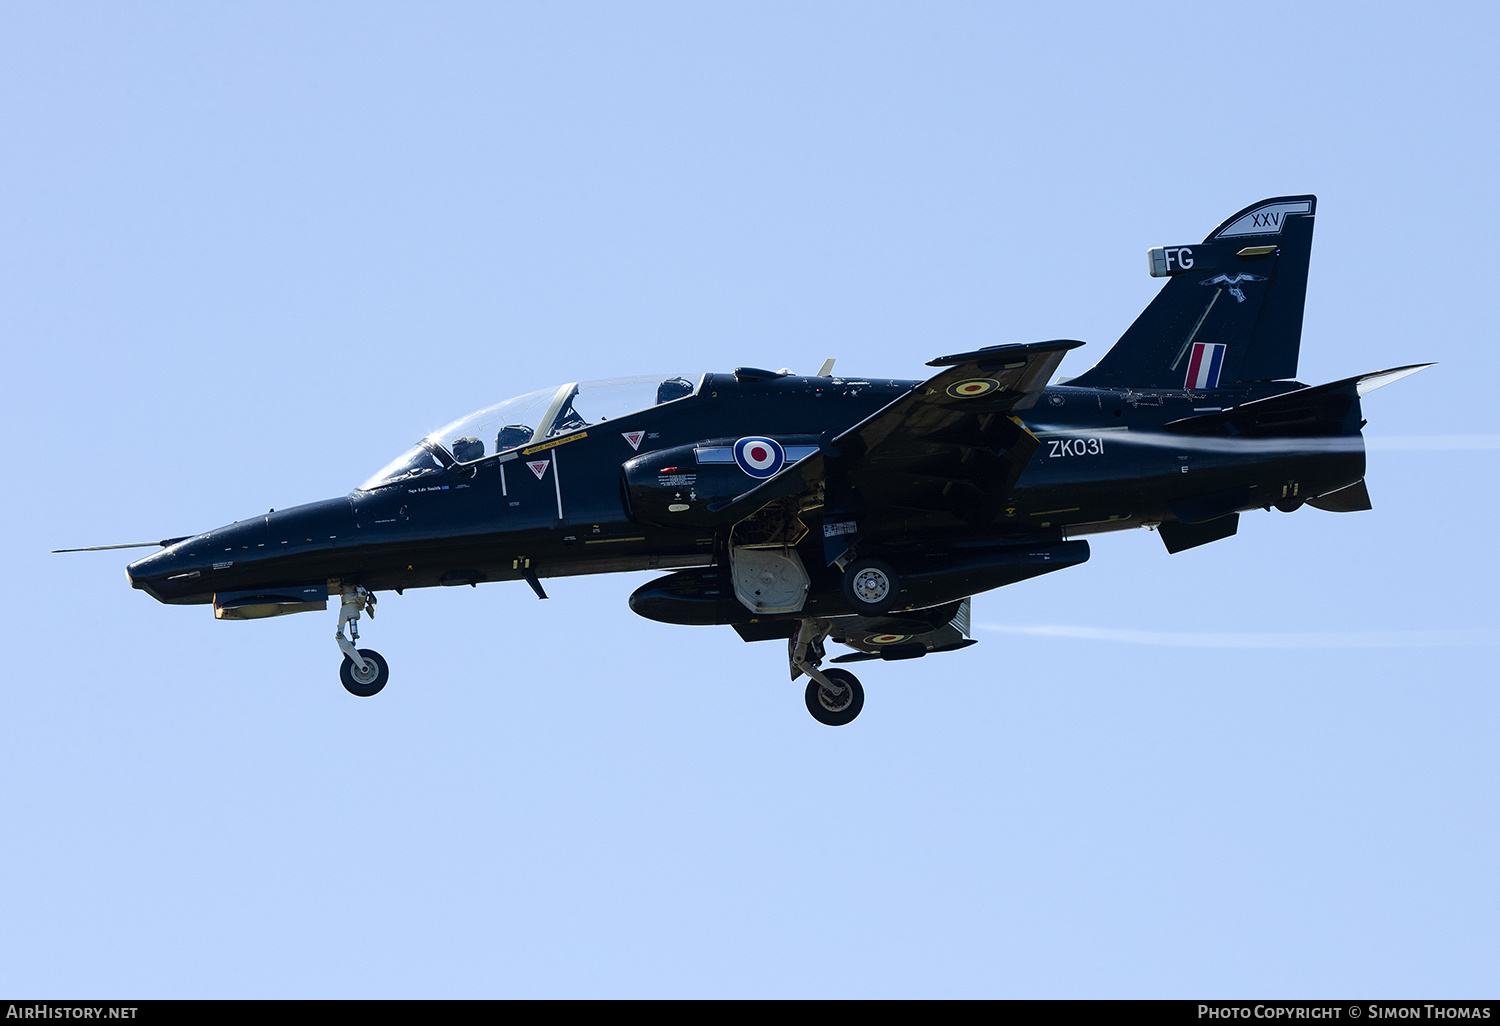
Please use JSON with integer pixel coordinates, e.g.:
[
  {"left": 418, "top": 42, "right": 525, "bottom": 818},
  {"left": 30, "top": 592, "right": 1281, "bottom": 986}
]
[
  {"left": 805, "top": 668, "right": 864, "bottom": 726},
  {"left": 335, "top": 585, "right": 389, "bottom": 697},
  {"left": 840, "top": 557, "right": 900, "bottom": 615},
  {"left": 790, "top": 618, "right": 865, "bottom": 726}
]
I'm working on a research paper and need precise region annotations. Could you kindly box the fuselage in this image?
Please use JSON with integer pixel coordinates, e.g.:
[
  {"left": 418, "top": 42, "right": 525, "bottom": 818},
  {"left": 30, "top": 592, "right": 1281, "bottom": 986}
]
[
  {"left": 127, "top": 370, "right": 1365, "bottom": 609},
  {"left": 108, "top": 195, "right": 1407, "bottom": 722}
]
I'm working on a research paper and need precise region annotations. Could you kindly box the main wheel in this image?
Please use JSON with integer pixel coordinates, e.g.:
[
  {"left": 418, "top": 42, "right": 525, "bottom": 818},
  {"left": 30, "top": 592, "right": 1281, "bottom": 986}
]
[
  {"left": 805, "top": 668, "right": 865, "bottom": 726},
  {"left": 340, "top": 648, "right": 389, "bottom": 697},
  {"left": 841, "top": 557, "right": 900, "bottom": 614}
]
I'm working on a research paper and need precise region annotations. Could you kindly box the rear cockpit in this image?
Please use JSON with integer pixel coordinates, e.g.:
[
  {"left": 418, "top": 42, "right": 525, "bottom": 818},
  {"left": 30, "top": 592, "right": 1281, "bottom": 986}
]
[{"left": 356, "top": 374, "right": 700, "bottom": 491}]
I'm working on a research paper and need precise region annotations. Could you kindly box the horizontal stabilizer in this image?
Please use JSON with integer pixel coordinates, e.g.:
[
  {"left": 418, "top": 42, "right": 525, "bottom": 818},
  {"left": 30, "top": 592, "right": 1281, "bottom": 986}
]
[
  {"left": 1164, "top": 364, "right": 1434, "bottom": 439},
  {"left": 1352, "top": 364, "right": 1435, "bottom": 396}
]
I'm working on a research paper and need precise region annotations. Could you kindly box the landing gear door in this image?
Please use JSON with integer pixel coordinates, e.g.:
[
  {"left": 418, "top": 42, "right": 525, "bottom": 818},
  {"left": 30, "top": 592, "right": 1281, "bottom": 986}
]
[{"left": 729, "top": 546, "right": 811, "bottom": 614}]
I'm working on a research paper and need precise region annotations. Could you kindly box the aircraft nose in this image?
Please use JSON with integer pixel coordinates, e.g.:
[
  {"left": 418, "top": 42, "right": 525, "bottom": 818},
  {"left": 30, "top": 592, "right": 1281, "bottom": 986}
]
[
  {"left": 126, "top": 512, "right": 276, "bottom": 601},
  {"left": 127, "top": 497, "right": 356, "bottom": 605},
  {"left": 126, "top": 546, "right": 168, "bottom": 581},
  {"left": 127, "top": 536, "right": 212, "bottom": 602}
]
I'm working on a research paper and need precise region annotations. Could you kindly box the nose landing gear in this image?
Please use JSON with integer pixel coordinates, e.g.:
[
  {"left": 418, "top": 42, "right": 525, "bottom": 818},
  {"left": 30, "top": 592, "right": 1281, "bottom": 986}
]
[{"left": 335, "top": 585, "right": 389, "bottom": 697}]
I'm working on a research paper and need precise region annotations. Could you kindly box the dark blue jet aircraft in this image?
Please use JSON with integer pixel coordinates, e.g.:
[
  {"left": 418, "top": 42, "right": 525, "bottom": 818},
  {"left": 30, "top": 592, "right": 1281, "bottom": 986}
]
[{"left": 93, "top": 196, "right": 1429, "bottom": 725}]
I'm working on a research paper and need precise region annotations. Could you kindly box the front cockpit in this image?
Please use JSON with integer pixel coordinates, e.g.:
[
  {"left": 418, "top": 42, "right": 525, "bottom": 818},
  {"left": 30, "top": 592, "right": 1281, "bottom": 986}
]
[{"left": 356, "top": 373, "right": 699, "bottom": 491}]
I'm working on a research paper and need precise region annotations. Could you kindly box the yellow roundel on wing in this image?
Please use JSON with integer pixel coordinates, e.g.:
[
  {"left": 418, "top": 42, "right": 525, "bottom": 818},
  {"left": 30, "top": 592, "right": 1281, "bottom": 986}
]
[
  {"left": 946, "top": 378, "right": 1000, "bottom": 398},
  {"left": 867, "top": 634, "right": 911, "bottom": 645}
]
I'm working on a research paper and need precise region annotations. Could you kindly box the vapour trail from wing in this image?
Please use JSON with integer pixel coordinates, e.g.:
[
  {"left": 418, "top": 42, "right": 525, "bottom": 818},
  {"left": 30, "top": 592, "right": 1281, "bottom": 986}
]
[
  {"left": 979, "top": 624, "right": 1500, "bottom": 649},
  {"left": 1024, "top": 428, "right": 1500, "bottom": 456}
]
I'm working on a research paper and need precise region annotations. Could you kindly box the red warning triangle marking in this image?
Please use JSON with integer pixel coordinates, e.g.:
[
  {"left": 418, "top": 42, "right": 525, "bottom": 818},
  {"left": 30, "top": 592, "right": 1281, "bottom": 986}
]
[
  {"left": 527, "top": 460, "right": 550, "bottom": 480},
  {"left": 622, "top": 430, "right": 645, "bottom": 450}
]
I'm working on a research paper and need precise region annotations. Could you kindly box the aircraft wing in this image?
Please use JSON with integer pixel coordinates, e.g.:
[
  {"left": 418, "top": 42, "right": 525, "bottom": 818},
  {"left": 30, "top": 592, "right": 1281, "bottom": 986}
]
[
  {"left": 826, "top": 598, "right": 978, "bottom": 663},
  {"left": 708, "top": 339, "right": 1084, "bottom": 530},
  {"left": 835, "top": 337, "right": 1084, "bottom": 457}
]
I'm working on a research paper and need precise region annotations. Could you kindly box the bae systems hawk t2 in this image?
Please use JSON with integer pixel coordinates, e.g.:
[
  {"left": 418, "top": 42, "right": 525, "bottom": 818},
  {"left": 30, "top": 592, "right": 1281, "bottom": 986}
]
[{"left": 78, "top": 196, "right": 1430, "bottom": 725}]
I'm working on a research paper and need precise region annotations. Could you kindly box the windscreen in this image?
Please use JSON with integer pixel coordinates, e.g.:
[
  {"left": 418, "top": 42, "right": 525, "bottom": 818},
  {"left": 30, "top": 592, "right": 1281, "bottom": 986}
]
[
  {"left": 356, "top": 443, "right": 449, "bottom": 491},
  {"left": 356, "top": 374, "right": 699, "bottom": 490}
]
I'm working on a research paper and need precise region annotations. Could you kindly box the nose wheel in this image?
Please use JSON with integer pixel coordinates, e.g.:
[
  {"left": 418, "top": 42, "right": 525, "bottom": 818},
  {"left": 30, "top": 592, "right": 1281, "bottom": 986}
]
[
  {"left": 340, "top": 648, "right": 389, "bottom": 697},
  {"left": 335, "top": 585, "right": 390, "bottom": 697}
]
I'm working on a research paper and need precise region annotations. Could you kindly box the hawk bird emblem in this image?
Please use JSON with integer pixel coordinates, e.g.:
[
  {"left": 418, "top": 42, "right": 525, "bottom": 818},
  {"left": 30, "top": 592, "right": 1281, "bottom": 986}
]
[{"left": 1200, "top": 273, "right": 1267, "bottom": 303}]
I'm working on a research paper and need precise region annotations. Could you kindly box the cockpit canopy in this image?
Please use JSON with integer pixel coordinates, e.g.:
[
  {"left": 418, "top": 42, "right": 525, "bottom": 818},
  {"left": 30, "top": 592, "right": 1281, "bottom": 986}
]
[{"left": 357, "top": 374, "right": 699, "bottom": 491}]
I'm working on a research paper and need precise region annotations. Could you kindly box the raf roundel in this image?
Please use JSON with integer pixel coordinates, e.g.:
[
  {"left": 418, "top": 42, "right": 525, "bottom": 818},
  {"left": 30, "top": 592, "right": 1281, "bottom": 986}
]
[
  {"left": 947, "top": 378, "right": 1001, "bottom": 399},
  {"left": 732, "top": 436, "right": 785, "bottom": 479}
]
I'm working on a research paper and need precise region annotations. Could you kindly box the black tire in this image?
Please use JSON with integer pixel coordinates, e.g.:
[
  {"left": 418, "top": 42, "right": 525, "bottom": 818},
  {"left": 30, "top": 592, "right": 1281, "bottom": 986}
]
[
  {"left": 340, "top": 648, "right": 389, "bottom": 697},
  {"left": 841, "top": 557, "right": 900, "bottom": 614},
  {"left": 805, "top": 668, "right": 865, "bottom": 726}
]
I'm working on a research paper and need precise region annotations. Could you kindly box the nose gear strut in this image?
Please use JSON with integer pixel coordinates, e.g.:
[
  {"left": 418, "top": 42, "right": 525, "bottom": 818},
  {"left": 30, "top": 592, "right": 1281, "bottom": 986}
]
[{"left": 335, "top": 585, "right": 389, "bottom": 697}]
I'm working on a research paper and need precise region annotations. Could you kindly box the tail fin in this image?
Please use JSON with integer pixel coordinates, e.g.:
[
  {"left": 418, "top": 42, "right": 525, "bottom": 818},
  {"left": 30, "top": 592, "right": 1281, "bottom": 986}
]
[{"left": 1069, "top": 195, "right": 1316, "bottom": 390}]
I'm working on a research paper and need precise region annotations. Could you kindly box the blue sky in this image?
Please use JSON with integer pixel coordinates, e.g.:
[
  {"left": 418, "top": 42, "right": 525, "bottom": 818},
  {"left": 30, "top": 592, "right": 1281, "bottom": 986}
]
[{"left": 3, "top": 2, "right": 1496, "bottom": 997}]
